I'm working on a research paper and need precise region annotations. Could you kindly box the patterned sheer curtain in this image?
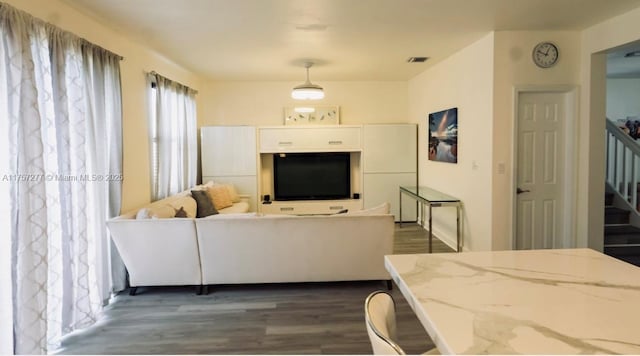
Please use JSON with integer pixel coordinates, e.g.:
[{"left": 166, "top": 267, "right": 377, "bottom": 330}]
[
  {"left": 149, "top": 73, "right": 197, "bottom": 200},
  {"left": 0, "top": 3, "right": 125, "bottom": 354}
]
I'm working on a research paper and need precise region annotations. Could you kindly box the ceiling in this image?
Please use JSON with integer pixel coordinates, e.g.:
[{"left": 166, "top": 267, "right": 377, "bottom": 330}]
[
  {"left": 608, "top": 40, "right": 640, "bottom": 78},
  {"left": 63, "top": 0, "right": 640, "bottom": 81}
]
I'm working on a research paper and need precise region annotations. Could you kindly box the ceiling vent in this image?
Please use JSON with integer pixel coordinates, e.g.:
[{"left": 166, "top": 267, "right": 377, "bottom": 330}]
[
  {"left": 407, "top": 57, "right": 429, "bottom": 63},
  {"left": 625, "top": 51, "right": 640, "bottom": 58}
]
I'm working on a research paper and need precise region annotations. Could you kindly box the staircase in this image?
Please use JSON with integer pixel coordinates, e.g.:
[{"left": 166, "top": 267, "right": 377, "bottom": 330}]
[
  {"left": 605, "top": 119, "right": 640, "bottom": 266},
  {"left": 604, "top": 191, "right": 640, "bottom": 266}
]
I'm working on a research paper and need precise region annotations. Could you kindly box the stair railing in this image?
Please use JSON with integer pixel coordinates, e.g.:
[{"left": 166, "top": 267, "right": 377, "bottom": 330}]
[{"left": 606, "top": 119, "right": 640, "bottom": 211}]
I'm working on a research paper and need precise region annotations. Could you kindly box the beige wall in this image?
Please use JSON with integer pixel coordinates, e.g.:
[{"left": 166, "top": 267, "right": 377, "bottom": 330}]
[
  {"left": 491, "top": 31, "right": 581, "bottom": 250},
  {"left": 408, "top": 33, "right": 495, "bottom": 251},
  {"left": 10, "top": 0, "right": 640, "bottom": 252},
  {"left": 607, "top": 78, "right": 640, "bottom": 121},
  {"left": 198, "top": 81, "right": 408, "bottom": 127},
  {"left": 5, "top": 0, "right": 202, "bottom": 213},
  {"left": 579, "top": 6, "right": 640, "bottom": 250}
]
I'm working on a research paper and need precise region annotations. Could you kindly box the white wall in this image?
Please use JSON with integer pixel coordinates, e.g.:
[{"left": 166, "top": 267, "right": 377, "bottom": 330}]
[
  {"left": 408, "top": 33, "right": 495, "bottom": 251},
  {"left": 492, "top": 31, "right": 581, "bottom": 250},
  {"left": 198, "top": 81, "right": 408, "bottom": 126},
  {"left": 5, "top": 0, "right": 202, "bottom": 213},
  {"left": 580, "top": 6, "right": 640, "bottom": 250},
  {"left": 607, "top": 78, "right": 640, "bottom": 121}
]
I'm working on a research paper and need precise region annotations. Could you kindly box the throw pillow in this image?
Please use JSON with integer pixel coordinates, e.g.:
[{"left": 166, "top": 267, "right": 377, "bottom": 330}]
[
  {"left": 191, "top": 190, "right": 219, "bottom": 218},
  {"left": 170, "top": 195, "right": 197, "bottom": 218},
  {"left": 136, "top": 208, "right": 151, "bottom": 219},
  {"left": 207, "top": 184, "right": 233, "bottom": 210},
  {"left": 224, "top": 184, "right": 240, "bottom": 203},
  {"left": 174, "top": 206, "right": 188, "bottom": 218},
  {"left": 149, "top": 204, "right": 178, "bottom": 219}
]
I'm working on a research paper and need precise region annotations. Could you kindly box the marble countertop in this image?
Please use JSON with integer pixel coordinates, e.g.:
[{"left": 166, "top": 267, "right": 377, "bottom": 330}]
[{"left": 385, "top": 248, "right": 640, "bottom": 354}]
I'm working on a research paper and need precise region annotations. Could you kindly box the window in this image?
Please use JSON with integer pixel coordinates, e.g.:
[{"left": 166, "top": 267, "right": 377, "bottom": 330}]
[{"left": 148, "top": 73, "right": 197, "bottom": 200}]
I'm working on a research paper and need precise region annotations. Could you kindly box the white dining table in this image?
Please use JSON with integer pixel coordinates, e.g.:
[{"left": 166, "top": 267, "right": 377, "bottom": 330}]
[{"left": 385, "top": 248, "right": 640, "bottom": 354}]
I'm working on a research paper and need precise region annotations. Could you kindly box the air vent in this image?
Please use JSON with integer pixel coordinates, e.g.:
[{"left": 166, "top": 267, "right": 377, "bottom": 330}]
[
  {"left": 625, "top": 51, "right": 640, "bottom": 58},
  {"left": 407, "top": 57, "right": 429, "bottom": 63}
]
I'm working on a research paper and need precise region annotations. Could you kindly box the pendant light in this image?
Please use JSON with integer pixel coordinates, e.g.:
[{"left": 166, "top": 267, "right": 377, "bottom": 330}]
[{"left": 291, "top": 62, "right": 324, "bottom": 100}]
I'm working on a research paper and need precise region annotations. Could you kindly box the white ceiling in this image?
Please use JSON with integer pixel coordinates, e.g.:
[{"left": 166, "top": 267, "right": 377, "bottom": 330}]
[
  {"left": 608, "top": 40, "right": 640, "bottom": 78},
  {"left": 63, "top": 0, "right": 640, "bottom": 81}
]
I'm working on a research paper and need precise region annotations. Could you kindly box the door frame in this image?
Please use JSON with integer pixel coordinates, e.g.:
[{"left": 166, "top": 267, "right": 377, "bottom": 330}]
[{"left": 511, "top": 85, "right": 579, "bottom": 250}]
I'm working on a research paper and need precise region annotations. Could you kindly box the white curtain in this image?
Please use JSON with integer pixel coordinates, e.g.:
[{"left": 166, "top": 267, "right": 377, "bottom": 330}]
[
  {"left": 0, "top": 3, "right": 124, "bottom": 354},
  {"left": 150, "top": 74, "right": 197, "bottom": 200}
]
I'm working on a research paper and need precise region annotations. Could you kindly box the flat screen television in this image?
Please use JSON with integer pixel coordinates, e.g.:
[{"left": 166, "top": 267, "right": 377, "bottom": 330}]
[{"left": 273, "top": 152, "right": 350, "bottom": 201}]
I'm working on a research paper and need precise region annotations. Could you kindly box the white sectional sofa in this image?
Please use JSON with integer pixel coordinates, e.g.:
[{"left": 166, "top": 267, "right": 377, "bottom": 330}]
[{"left": 107, "top": 185, "right": 394, "bottom": 295}]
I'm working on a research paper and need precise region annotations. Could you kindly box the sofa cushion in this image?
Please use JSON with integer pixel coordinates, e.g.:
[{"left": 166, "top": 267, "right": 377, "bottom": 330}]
[
  {"left": 207, "top": 185, "right": 233, "bottom": 210},
  {"left": 218, "top": 201, "right": 250, "bottom": 214},
  {"left": 191, "top": 190, "right": 219, "bottom": 218}
]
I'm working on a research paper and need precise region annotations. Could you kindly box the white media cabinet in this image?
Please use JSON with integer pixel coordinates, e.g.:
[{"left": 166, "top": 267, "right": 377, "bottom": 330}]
[
  {"left": 258, "top": 125, "right": 363, "bottom": 215},
  {"left": 260, "top": 199, "right": 363, "bottom": 215},
  {"left": 200, "top": 124, "right": 417, "bottom": 220}
]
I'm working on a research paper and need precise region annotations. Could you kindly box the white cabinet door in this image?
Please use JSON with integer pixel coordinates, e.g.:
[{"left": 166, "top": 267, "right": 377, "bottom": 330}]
[
  {"left": 362, "top": 124, "right": 417, "bottom": 221},
  {"left": 259, "top": 127, "right": 361, "bottom": 152},
  {"left": 363, "top": 124, "right": 417, "bottom": 173},
  {"left": 363, "top": 173, "right": 417, "bottom": 222},
  {"left": 201, "top": 126, "right": 256, "bottom": 176},
  {"left": 201, "top": 126, "right": 258, "bottom": 211}
]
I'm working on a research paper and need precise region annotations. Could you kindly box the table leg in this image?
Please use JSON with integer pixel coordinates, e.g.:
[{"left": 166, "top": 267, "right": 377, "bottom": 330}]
[
  {"left": 456, "top": 204, "right": 461, "bottom": 252},
  {"left": 399, "top": 190, "right": 403, "bottom": 227},
  {"left": 428, "top": 204, "right": 433, "bottom": 253}
]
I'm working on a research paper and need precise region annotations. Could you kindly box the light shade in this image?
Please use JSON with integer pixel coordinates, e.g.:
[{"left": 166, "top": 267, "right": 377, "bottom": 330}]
[
  {"left": 291, "top": 84, "right": 324, "bottom": 100},
  {"left": 294, "top": 106, "right": 316, "bottom": 113},
  {"left": 292, "top": 62, "right": 324, "bottom": 100}
]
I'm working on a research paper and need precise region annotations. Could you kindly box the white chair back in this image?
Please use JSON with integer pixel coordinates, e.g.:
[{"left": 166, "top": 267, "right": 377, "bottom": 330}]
[{"left": 365, "top": 291, "right": 405, "bottom": 355}]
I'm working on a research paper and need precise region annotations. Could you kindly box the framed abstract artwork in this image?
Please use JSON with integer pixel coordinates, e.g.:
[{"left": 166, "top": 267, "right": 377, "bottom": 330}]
[{"left": 428, "top": 107, "right": 458, "bottom": 163}]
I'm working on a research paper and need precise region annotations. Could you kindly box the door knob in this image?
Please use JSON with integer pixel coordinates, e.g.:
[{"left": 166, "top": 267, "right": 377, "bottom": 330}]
[{"left": 517, "top": 188, "right": 530, "bottom": 195}]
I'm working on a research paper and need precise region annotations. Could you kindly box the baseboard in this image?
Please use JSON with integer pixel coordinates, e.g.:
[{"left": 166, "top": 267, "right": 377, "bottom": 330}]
[{"left": 417, "top": 221, "right": 463, "bottom": 252}]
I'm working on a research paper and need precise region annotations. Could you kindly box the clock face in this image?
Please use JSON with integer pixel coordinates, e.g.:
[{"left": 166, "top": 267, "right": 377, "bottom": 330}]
[{"left": 532, "top": 42, "right": 559, "bottom": 68}]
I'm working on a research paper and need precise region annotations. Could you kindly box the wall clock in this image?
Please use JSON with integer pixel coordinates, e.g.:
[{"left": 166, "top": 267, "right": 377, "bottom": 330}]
[{"left": 532, "top": 42, "right": 559, "bottom": 68}]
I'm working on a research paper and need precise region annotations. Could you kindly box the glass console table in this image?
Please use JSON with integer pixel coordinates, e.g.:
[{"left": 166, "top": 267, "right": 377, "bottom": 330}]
[{"left": 399, "top": 186, "right": 463, "bottom": 252}]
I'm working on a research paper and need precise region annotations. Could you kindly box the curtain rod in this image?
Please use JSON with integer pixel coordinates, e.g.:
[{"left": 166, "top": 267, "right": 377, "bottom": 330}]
[
  {"left": 0, "top": 2, "right": 124, "bottom": 61},
  {"left": 82, "top": 40, "right": 124, "bottom": 61},
  {"left": 148, "top": 70, "right": 198, "bottom": 94}
]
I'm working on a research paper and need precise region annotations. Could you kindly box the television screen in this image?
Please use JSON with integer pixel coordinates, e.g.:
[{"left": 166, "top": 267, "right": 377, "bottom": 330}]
[{"left": 273, "top": 152, "right": 350, "bottom": 201}]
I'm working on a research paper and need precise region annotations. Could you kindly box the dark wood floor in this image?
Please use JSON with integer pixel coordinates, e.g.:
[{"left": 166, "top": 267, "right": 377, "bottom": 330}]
[{"left": 54, "top": 223, "right": 454, "bottom": 355}]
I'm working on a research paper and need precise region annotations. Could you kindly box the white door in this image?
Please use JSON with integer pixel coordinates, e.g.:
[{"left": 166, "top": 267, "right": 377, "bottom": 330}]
[{"left": 515, "top": 92, "right": 569, "bottom": 249}]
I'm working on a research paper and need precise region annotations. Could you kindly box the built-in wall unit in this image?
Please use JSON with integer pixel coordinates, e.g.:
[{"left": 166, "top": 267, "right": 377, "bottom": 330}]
[
  {"left": 200, "top": 126, "right": 258, "bottom": 211},
  {"left": 201, "top": 124, "right": 418, "bottom": 218},
  {"left": 258, "top": 125, "right": 364, "bottom": 215},
  {"left": 362, "top": 124, "right": 418, "bottom": 222}
]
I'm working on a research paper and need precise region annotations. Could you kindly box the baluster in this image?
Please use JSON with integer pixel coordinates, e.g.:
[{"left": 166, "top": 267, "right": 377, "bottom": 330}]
[
  {"left": 606, "top": 133, "right": 611, "bottom": 184},
  {"left": 633, "top": 154, "right": 638, "bottom": 210},
  {"left": 612, "top": 137, "right": 620, "bottom": 192},
  {"left": 623, "top": 146, "right": 628, "bottom": 199}
]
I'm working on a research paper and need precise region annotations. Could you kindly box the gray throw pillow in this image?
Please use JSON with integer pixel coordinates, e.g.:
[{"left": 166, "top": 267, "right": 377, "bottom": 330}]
[{"left": 191, "top": 190, "right": 218, "bottom": 218}]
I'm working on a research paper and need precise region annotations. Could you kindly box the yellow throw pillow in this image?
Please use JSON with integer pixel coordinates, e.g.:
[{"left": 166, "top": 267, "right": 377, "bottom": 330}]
[
  {"left": 224, "top": 184, "right": 240, "bottom": 203},
  {"left": 207, "top": 184, "right": 233, "bottom": 210}
]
